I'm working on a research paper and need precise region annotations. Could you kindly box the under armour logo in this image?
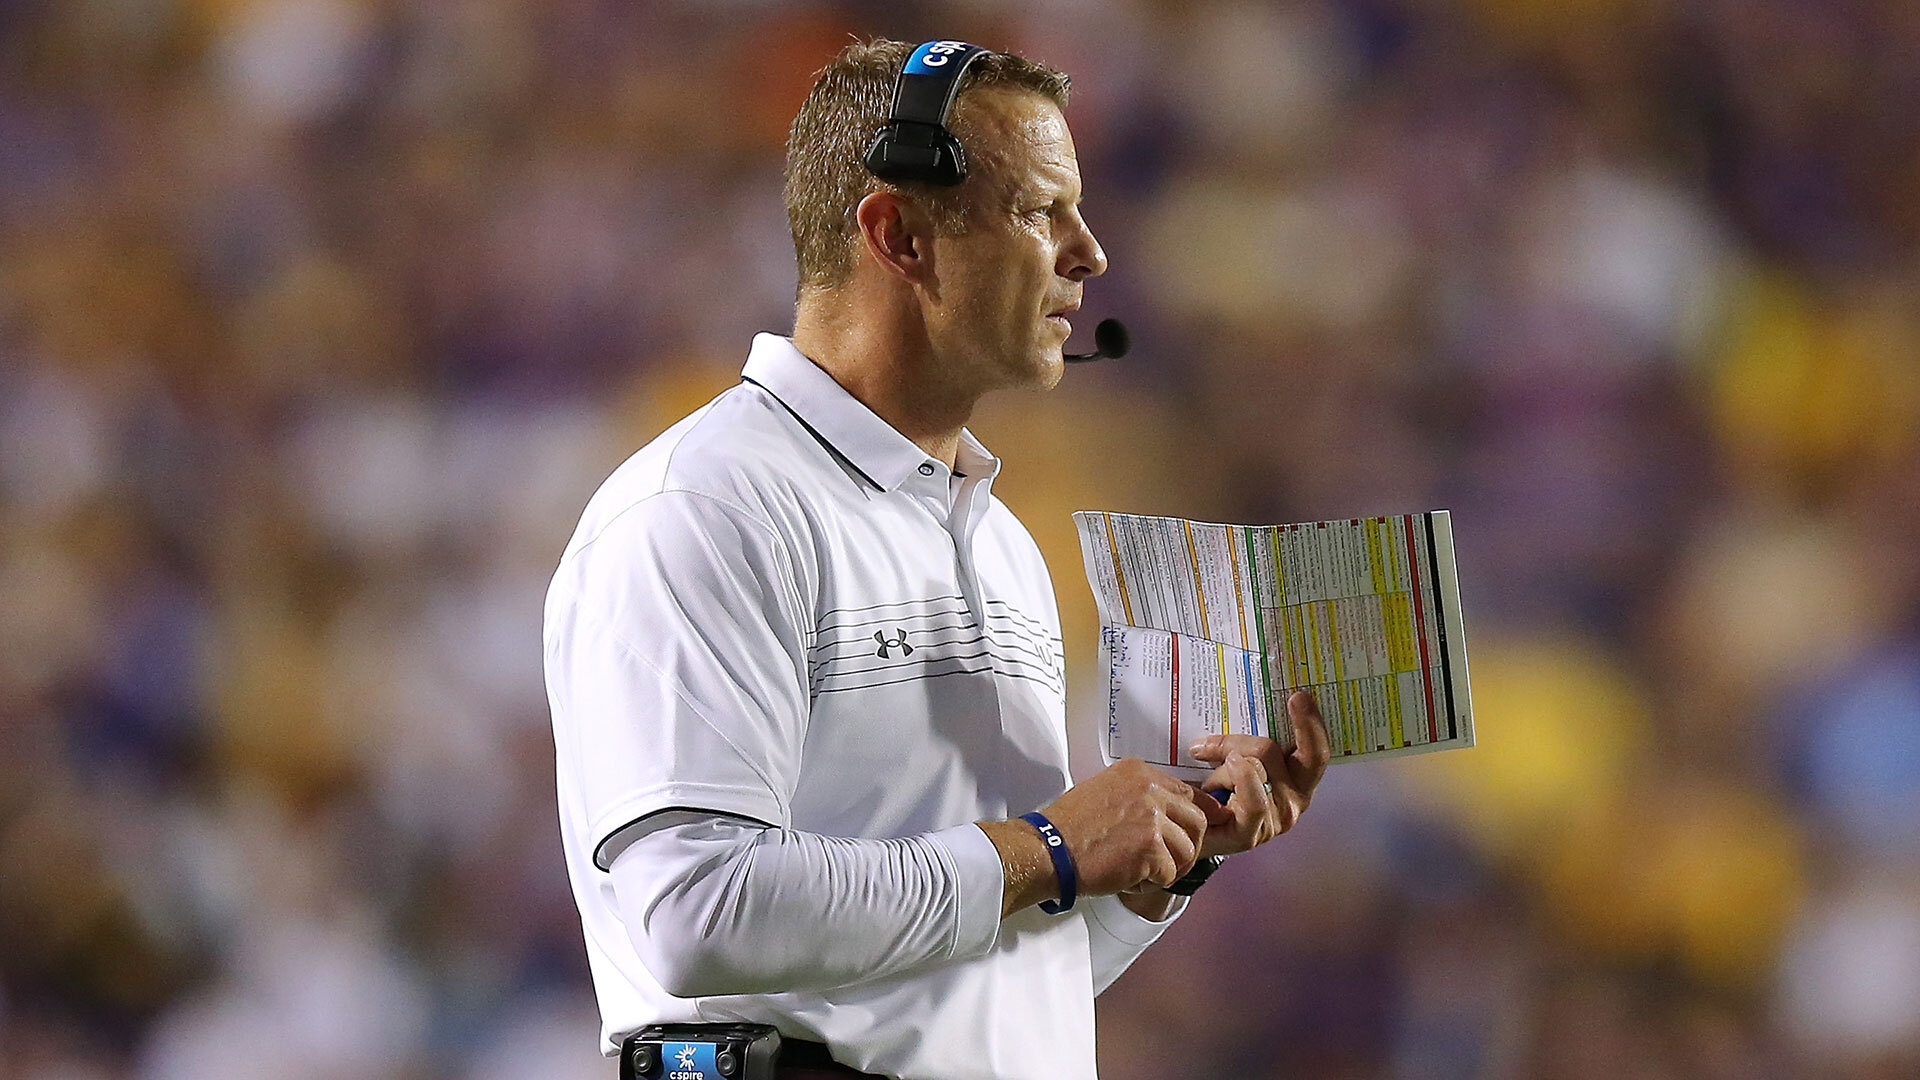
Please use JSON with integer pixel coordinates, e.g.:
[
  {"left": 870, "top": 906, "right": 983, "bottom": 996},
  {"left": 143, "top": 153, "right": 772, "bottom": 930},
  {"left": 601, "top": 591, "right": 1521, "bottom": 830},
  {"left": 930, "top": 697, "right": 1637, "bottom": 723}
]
[{"left": 874, "top": 628, "right": 914, "bottom": 658}]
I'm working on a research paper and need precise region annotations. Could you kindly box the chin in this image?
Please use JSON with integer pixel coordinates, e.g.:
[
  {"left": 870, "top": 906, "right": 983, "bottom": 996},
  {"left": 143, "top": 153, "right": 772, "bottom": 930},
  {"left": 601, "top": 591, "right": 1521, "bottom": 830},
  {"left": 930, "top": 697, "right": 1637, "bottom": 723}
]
[
  {"left": 985, "top": 338, "right": 1065, "bottom": 393},
  {"left": 1006, "top": 351, "right": 1067, "bottom": 393},
  {"left": 1024, "top": 349, "right": 1067, "bottom": 391}
]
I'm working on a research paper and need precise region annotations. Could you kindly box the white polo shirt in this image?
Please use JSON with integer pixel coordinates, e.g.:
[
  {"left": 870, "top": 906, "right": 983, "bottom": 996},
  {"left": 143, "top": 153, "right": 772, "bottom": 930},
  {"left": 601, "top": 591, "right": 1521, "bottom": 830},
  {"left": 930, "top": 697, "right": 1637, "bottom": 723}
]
[{"left": 544, "top": 334, "right": 1181, "bottom": 1079}]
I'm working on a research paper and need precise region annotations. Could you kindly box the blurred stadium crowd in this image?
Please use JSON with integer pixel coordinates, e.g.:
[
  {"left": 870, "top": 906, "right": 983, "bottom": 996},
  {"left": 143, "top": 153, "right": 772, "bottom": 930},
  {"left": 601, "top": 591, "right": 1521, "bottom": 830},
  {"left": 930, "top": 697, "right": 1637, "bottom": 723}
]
[{"left": 3, "top": 0, "right": 1919, "bottom": 1078}]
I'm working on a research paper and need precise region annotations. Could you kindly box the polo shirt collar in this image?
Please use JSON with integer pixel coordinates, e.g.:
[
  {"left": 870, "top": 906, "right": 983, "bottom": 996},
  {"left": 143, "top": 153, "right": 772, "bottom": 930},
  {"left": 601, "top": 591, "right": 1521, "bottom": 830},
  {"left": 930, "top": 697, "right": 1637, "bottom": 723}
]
[
  {"left": 741, "top": 333, "right": 1000, "bottom": 491},
  {"left": 954, "top": 426, "right": 1000, "bottom": 484}
]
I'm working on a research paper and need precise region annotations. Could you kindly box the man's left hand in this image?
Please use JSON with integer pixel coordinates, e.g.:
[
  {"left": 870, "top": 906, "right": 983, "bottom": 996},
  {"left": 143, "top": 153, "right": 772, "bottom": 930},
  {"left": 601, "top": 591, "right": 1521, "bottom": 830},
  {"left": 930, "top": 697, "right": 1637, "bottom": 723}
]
[{"left": 1188, "top": 690, "right": 1332, "bottom": 859}]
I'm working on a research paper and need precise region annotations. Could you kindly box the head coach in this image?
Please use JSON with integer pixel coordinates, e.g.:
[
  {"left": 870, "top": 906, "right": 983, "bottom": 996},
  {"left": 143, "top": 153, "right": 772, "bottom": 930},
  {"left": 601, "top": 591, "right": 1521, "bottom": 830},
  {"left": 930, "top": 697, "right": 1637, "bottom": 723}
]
[{"left": 543, "top": 37, "right": 1332, "bottom": 1080}]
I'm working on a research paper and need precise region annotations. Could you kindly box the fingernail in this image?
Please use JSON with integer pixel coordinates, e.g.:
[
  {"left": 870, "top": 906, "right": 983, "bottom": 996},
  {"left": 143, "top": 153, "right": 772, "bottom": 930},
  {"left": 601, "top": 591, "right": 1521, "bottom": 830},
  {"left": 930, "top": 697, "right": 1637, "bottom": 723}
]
[{"left": 1188, "top": 740, "right": 1208, "bottom": 755}]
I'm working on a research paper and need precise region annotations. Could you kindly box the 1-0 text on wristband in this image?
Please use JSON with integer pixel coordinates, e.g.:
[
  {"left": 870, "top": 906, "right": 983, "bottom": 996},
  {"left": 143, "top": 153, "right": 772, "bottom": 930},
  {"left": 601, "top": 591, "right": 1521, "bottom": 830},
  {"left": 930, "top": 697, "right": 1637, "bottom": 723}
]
[{"left": 1018, "top": 811, "right": 1077, "bottom": 915}]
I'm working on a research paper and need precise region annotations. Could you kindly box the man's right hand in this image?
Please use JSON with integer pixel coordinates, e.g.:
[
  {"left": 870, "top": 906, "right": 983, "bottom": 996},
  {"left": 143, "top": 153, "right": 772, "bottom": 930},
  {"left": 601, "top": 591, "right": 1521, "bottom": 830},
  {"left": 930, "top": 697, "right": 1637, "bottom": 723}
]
[{"left": 978, "top": 758, "right": 1226, "bottom": 917}]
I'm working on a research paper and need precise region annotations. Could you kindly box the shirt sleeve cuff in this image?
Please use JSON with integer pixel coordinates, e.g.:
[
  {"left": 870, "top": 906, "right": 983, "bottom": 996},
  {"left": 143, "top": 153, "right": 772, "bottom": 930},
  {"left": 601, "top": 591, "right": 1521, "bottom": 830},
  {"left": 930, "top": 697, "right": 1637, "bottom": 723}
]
[
  {"left": 928, "top": 823, "right": 1005, "bottom": 962},
  {"left": 1086, "top": 891, "right": 1189, "bottom": 947}
]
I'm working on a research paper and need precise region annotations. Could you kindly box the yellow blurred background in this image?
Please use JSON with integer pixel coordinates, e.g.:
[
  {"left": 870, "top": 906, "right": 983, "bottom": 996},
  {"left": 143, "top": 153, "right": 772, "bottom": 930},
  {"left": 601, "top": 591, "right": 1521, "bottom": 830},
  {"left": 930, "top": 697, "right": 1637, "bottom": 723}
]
[{"left": 3, "top": 1, "right": 1919, "bottom": 1078}]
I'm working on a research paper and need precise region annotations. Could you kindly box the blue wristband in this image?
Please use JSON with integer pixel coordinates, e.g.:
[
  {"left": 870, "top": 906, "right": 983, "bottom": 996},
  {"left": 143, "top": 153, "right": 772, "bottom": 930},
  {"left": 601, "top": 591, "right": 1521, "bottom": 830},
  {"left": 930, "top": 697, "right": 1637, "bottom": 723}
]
[{"left": 1019, "top": 811, "right": 1078, "bottom": 915}]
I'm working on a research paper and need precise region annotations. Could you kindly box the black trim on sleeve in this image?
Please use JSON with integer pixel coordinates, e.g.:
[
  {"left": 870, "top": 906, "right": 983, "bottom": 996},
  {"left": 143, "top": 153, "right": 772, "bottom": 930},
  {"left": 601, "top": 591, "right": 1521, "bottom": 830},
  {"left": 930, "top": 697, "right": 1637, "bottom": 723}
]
[{"left": 592, "top": 805, "right": 780, "bottom": 872}]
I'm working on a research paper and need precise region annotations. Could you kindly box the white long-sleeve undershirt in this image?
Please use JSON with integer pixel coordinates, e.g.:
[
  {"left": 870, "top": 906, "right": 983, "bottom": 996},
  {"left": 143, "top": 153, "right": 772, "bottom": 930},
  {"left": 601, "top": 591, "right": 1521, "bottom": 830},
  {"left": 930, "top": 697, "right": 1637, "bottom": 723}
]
[{"left": 607, "top": 812, "right": 1185, "bottom": 1001}]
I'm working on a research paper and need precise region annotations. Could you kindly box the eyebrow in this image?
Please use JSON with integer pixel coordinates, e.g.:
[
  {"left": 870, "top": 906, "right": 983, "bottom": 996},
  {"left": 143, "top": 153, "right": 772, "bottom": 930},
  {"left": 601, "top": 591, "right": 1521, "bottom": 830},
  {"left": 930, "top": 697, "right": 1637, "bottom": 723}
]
[{"left": 1020, "top": 167, "right": 1082, "bottom": 204}]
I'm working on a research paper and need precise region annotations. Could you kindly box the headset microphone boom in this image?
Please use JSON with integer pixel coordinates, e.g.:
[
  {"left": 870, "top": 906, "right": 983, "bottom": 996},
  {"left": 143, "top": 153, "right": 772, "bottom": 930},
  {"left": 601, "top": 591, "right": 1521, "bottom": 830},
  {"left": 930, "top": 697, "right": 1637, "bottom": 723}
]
[{"left": 1064, "top": 318, "right": 1129, "bottom": 363}]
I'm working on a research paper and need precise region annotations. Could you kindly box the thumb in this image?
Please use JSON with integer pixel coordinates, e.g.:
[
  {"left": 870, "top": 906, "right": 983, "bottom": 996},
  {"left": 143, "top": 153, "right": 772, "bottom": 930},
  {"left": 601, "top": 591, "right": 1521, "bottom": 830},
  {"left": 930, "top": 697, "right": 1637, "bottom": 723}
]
[{"left": 1187, "top": 781, "right": 1233, "bottom": 826}]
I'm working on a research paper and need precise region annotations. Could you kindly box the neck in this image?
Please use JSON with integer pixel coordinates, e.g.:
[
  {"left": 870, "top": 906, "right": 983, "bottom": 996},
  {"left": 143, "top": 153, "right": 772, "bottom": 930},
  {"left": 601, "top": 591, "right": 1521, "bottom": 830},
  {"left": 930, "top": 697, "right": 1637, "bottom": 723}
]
[{"left": 790, "top": 288, "right": 977, "bottom": 469}]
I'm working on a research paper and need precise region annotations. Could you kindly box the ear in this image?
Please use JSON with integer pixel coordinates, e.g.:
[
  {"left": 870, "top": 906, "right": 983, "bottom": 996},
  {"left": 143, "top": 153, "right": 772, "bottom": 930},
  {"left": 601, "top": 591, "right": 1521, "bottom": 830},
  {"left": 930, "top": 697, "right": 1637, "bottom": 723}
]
[{"left": 853, "top": 191, "right": 934, "bottom": 285}]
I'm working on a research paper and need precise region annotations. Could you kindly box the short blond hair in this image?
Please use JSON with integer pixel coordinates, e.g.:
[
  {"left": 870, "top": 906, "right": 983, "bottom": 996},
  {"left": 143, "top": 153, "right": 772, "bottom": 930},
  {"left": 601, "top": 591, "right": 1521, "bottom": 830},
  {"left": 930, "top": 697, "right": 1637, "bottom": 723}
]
[{"left": 783, "top": 39, "right": 1070, "bottom": 292}]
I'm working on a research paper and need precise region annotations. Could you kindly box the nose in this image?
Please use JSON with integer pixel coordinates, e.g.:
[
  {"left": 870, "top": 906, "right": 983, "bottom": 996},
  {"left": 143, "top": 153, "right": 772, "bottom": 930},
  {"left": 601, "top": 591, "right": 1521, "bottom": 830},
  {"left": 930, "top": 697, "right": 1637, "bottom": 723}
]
[{"left": 1058, "top": 205, "right": 1107, "bottom": 282}]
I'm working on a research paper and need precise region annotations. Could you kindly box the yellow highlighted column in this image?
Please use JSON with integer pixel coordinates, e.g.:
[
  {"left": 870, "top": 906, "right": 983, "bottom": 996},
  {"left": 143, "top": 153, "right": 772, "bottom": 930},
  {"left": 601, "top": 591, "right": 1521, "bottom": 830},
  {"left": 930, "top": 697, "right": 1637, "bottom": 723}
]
[
  {"left": 1215, "top": 641, "right": 1231, "bottom": 736},
  {"left": 1227, "top": 528, "right": 1249, "bottom": 648},
  {"left": 1183, "top": 520, "right": 1211, "bottom": 639},
  {"left": 1385, "top": 675, "right": 1405, "bottom": 747},
  {"left": 1103, "top": 513, "right": 1134, "bottom": 625},
  {"left": 1366, "top": 518, "right": 1388, "bottom": 595}
]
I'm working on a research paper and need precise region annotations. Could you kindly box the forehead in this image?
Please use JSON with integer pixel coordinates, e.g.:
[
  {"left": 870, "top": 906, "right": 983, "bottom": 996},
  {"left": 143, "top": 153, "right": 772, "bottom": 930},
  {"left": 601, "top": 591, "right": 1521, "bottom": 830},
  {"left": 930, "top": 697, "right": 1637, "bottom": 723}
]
[{"left": 955, "top": 89, "right": 1079, "bottom": 195}]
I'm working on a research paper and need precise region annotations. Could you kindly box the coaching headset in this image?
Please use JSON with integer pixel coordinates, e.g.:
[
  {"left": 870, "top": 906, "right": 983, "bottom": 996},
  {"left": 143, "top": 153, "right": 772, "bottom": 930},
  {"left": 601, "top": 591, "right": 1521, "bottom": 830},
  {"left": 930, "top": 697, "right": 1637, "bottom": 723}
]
[
  {"left": 863, "top": 40, "right": 990, "bottom": 186},
  {"left": 864, "top": 39, "right": 1130, "bottom": 362}
]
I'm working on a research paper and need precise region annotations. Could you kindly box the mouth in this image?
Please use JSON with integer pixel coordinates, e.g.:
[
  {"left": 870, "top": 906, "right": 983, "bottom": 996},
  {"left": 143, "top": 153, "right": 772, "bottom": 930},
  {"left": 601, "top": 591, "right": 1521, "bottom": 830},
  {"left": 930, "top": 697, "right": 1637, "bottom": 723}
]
[{"left": 1045, "top": 300, "right": 1079, "bottom": 333}]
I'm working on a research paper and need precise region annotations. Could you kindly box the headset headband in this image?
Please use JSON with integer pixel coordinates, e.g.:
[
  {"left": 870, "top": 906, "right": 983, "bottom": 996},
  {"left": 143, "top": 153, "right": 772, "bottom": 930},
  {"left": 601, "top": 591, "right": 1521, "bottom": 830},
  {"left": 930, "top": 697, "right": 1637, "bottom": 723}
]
[{"left": 863, "top": 40, "right": 991, "bottom": 187}]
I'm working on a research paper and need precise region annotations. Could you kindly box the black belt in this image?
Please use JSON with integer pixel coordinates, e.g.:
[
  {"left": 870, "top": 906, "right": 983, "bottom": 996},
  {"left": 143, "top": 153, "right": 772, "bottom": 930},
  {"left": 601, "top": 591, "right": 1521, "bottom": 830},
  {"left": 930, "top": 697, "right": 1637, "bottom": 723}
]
[{"left": 779, "top": 1039, "right": 881, "bottom": 1076}]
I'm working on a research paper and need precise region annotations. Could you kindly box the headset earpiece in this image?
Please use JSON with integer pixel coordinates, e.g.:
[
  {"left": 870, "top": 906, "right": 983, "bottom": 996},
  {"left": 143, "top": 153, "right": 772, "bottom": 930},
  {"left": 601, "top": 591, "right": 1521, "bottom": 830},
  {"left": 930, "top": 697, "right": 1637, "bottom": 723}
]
[{"left": 863, "top": 40, "right": 990, "bottom": 187}]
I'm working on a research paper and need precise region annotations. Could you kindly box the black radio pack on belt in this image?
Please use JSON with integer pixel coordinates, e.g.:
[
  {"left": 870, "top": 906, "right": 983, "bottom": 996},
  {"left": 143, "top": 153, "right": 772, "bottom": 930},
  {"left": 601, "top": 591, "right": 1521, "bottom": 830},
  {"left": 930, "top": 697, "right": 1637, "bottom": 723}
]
[
  {"left": 864, "top": 39, "right": 990, "bottom": 186},
  {"left": 621, "top": 1024, "right": 782, "bottom": 1080}
]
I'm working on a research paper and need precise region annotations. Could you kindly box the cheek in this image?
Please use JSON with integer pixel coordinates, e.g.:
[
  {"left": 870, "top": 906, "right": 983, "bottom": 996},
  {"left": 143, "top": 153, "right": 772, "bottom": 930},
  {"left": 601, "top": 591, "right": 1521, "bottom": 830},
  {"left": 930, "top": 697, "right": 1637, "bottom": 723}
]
[
  {"left": 936, "top": 232, "right": 1050, "bottom": 329},
  {"left": 1000, "top": 248, "right": 1051, "bottom": 311},
  {"left": 964, "top": 265, "right": 1024, "bottom": 325}
]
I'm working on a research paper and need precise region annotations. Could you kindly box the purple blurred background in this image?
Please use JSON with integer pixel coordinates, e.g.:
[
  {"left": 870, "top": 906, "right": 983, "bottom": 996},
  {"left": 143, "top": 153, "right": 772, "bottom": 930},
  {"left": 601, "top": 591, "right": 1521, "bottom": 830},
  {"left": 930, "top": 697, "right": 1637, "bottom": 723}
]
[{"left": 4, "top": 1, "right": 1919, "bottom": 1078}]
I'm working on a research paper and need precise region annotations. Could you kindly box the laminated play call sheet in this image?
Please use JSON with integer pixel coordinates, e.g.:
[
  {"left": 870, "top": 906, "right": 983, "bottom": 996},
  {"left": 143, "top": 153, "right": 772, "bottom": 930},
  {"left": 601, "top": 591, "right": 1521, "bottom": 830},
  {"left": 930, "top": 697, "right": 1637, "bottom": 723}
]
[{"left": 1073, "top": 511, "right": 1474, "bottom": 779}]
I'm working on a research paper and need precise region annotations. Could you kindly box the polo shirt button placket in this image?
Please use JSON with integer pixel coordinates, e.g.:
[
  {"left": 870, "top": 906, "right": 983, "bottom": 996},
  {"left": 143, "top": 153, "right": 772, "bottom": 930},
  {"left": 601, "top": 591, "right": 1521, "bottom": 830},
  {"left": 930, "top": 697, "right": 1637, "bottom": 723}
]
[
  {"left": 942, "top": 478, "right": 984, "bottom": 646},
  {"left": 950, "top": 537, "right": 986, "bottom": 661},
  {"left": 912, "top": 461, "right": 952, "bottom": 525}
]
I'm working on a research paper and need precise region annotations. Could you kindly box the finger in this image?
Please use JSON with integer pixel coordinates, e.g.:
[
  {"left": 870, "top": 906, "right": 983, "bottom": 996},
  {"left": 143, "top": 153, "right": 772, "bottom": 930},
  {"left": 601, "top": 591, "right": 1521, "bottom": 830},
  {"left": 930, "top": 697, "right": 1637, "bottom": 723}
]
[
  {"left": 1161, "top": 772, "right": 1226, "bottom": 819},
  {"left": 1186, "top": 781, "right": 1234, "bottom": 828},
  {"left": 1143, "top": 826, "right": 1182, "bottom": 888},
  {"left": 1266, "top": 763, "right": 1310, "bottom": 833},
  {"left": 1253, "top": 759, "right": 1284, "bottom": 837},
  {"left": 1222, "top": 754, "right": 1278, "bottom": 848},
  {"left": 1229, "top": 754, "right": 1275, "bottom": 837},
  {"left": 1162, "top": 788, "right": 1212, "bottom": 845},
  {"left": 1198, "top": 760, "right": 1272, "bottom": 859},
  {"left": 1270, "top": 779, "right": 1304, "bottom": 833},
  {"left": 1158, "top": 813, "right": 1197, "bottom": 875},
  {"left": 1189, "top": 732, "right": 1278, "bottom": 763},
  {"left": 1192, "top": 757, "right": 1259, "bottom": 857},
  {"left": 1288, "top": 690, "right": 1331, "bottom": 787},
  {"left": 1194, "top": 766, "right": 1237, "bottom": 804}
]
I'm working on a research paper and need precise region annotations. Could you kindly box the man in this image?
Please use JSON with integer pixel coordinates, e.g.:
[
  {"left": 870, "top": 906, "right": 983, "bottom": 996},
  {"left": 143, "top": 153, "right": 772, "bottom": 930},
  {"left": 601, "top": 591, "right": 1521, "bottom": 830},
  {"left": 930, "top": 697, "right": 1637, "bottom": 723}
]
[{"left": 543, "top": 39, "right": 1331, "bottom": 1080}]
